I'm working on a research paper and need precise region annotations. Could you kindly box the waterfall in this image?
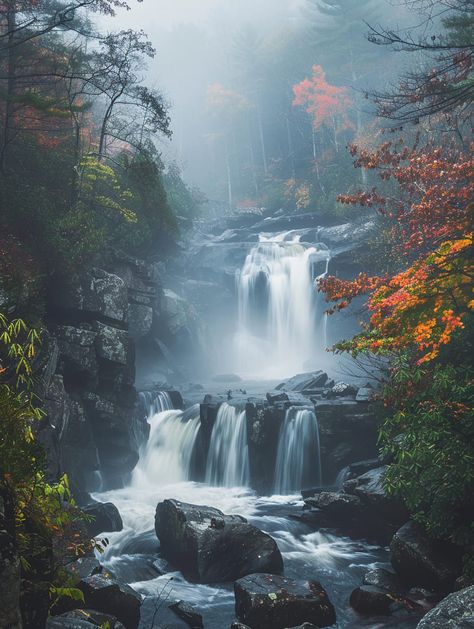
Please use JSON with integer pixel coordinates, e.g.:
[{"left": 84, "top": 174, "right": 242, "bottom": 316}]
[
  {"left": 132, "top": 404, "right": 201, "bottom": 487},
  {"left": 139, "top": 390, "right": 174, "bottom": 418},
  {"left": 274, "top": 406, "right": 322, "bottom": 494},
  {"left": 235, "top": 232, "right": 330, "bottom": 377},
  {"left": 205, "top": 403, "right": 250, "bottom": 487}
]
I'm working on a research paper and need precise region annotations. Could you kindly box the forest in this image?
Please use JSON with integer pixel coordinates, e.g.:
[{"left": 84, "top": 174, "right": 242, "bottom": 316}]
[{"left": 0, "top": 1, "right": 473, "bottom": 628}]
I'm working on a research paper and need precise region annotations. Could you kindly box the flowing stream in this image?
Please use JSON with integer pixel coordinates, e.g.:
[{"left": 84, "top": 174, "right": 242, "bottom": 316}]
[{"left": 92, "top": 231, "right": 420, "bottom": 628}]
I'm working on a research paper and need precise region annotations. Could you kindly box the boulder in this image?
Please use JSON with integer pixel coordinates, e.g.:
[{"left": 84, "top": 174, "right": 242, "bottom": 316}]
[
  {"left": 77, "top": 574, "right": 141, "bottom": 629},
  {"left": 66, "top": 556, "right": 103, "bottom": 580},
  {"left": 276, "top": 371, "right": 328, "bottom": 392},
  {"left": 234, "top": 573, "right": 336, "bottom": 629},
  {"left": 83, "top": 502, "right": 123, "bottom": 537},
  {"left": 356, "top": 387, "right": 373, "bottom": 402},
  {"left": 155, "top": 500, "right": 283, "bottom": 583},
  {"left": 390, "top": 521, "right": 461, "bottom": 592},
  {"left": 416, "top": 585, "right": 474, "bottom": 628},
  {"left": 169, "top": 600, "right": 204, "bottom": 628},
  {"left": 363, "top": 568, "right": 405, "bottom": 594},
  {"left": 350, "top": 585, "right": 399, "bottom": 615},
  {"left": 304, "top": 491, "right": 363, "bottom": 519},
  {"left": 162, "top": 289, "right": 188, "bottom": 335},
  {"left": 56, "top": 268, "right": 128, "bottom": 323},
  {"left": 351, "top": 466, "right": 408, "bottom": 522},
  {"left": 47, "top": 609, "right": 125, "bottom": 628}
]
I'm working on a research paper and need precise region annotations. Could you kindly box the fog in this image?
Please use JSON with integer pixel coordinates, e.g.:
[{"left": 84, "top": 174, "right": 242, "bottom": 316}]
[{"left": 102, "top": 0, "right": 412, "bottom": 203}]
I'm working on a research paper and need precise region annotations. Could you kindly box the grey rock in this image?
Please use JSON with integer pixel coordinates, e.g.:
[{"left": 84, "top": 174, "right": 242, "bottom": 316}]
[
  {"left": 56, "top": 325, "right": 98, "bottom": 381},
  {"left": 129, "top": 303, "right": 153, "bottom": 339},
  {"left": 416, "top": 585, "right": 474, "bottom": 627},
  {"left": 83, "top": 502, "right": 123, "bottom": 537},
  {"left": 352, "top": 466, "right": 408, "bottom": 522},
  {"left": 363, "top": 568, "right": 405, "bottom": 594},
  {"left": 155, "top": 499, "right": 283, "bottom": 583},
  {"left": 93, "top": 321, "right": 128, "bottom": 365},
  {"left": 234, "top": 573, "right": 336, "bottom": 629},
  {"left": 169, "top": 600, "right": 204, "bottom": 628},
  {"left": 356, "top": 387, "right": 374, "bottom": 402},
  {"left": 47, "top": 609, "right": 126, "bottom": 628},
  {"left": 77, "top": 574, "right": 141, "bottom": 628},
  {"left": 276, "top": 371, "right": 328, "bottom": 392},
  {"left": 391, "top": 521, "right": 461, "bottom": 591}
]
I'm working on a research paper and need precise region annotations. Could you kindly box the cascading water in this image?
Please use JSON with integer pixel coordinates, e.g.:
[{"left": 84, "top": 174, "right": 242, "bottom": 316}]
[
  {"left": 205, "top": 402, "right": 250, "bottom": 487},
  {"left": 235, "top": 232, "right": 331, "bottom": 377},
  {"left": 139, "top": 390, "right": 174, "bottom": 418},
  {"left": 132, "top": 404, "right": 201, "bottom": 487},
  {"left": 274, "top": 406, "right": 322, "bottom": 494}
]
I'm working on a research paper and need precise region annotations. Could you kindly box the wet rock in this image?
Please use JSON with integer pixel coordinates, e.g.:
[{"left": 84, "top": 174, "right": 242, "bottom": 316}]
[
  {"left": 162, "top": 289, "right": 188, "bottom": 335},
  {"left": 169, "top": 600, "right": 204, "bottom": 628},
  {"left": 93, "top": 321, "right": 129, "bottom": 365},
  {"left": 351, "top": 467, "right": 408, "bottom": 522},
  {"left": 230, "top": 624, "right": 251, "bottom": 629},
  {"left": 276, "top": 371, "right": 328, "bottom": 392},
  {"left": 55, "top": 325, "right": 98, "bottom": 383},
  {"left": 234, "top": 573, "right": 336, "bottom": 629},
  {"left": 155, "top": 500, "right": 283, "bottom": 583},
  {"left": 416, "top": 585, "right": 474, "bottom": 627},
  {"left": 77, "top": 574, "right": 141, "bottom": 628},
  {"left": 83, "top": 502, "right": 123, "bottom": 537},
  {"left": 363, "top": 568, "right": 405, "bottom": 594},
  {"left": 350, "top": 585, "right": 399, "bottom": 615},
  {"left": 266, "top": 391, "right": 290, "bottom": 404},
  {"left": 55, "top": 268, "right": 128, "bottom": 323},
  {"left": 304, "top": 491, "right": 364, "bottom": 519},
  {"left": 47, "top": 609, "right": 126, "bottom": 628},
  {"left": 129, "top": 303, "right": 153, "bottom": 339},
  {"left": 286, "top": 624, "right": 319, "bottom": 629},
  {"left": 391, "top": 521, "right": 461, "bottom": 592}
]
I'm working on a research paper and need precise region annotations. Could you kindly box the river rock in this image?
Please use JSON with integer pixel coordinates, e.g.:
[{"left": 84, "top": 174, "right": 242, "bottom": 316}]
[
  {"left": 169, "top": 600, "right": 204, "bottom": 628},
  {"left": 83, "top": 502, "right": 123, "bottom": 537},
  {"left": 363, "top": 568, "right": 405, "bottom": 594},
  {"left": 155, "top": 500, "right": 283, "bottom": 583},
  {"left": 47, "top": 609, "right": 126, "bottom": 628},
  {"left": 304, "top": 491, "right": 364, "bottom": 519},
  {"left": 77, "top": 574, "right": 141, "bottom": 628},
  {"left": 416, "top": 585, "right": 474, "bottom": 627},
  {"left": 390, "top": 521, "right": 461, "bottom": 591},
  {"left": 329, "top": 381, "right": 357, "bottom": 397},
  {"left": 234, "top": 573, "right": 336, "bottom": 629},
  {"left": 350, "top": 585, "right": 401, "bottom": 615}
]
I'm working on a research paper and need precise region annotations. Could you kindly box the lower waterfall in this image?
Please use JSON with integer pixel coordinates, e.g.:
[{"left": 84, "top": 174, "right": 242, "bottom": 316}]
[
  {"left": 205, "top": 402, "right": 250, "bottom": 487},
  {"left": 274, "top": 406, "right": 322, "bottom": 494},
  {"left": 132, "top": 404, "right": 201, "bottom": 487}
]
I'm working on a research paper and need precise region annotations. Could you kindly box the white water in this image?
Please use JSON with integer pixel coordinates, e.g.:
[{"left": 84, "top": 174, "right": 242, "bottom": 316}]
[
  {"left": 205, "top": 402, "right": 250, "bottom": 487},
  {"left": 138, "top": 390, "right": 173, "bottom": 417},
  {"left": 234, "top": 232, "right": 331, "bottom": 378},
  {"left": 274, "top": 406, "right": 322, "bottom": 494},
  {"left": 132, "top": 405, "right": 201, "bottom": 488}
]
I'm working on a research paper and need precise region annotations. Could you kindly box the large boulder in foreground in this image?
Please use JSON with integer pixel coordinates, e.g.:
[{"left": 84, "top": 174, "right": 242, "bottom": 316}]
[
  {"left": 416, "top": 585, "right": 474, "bottom": 628},
  {"left": 47, "top": 609, "right": 126, "bottom": 628},
  {"left": 77, "top": 574, "right": 141, "bottom": 629},
  {"left": 155, "top": 500, "right": 283, "bottom": 583},
  {"left": 234, "top": 573, "right": 336, "bottom": 629},
  {"left": 83, "top": 502, "right": 123, "bottom": 537},
  {"left": 390, "top": 521, "right": 461, "bottom": 592}
]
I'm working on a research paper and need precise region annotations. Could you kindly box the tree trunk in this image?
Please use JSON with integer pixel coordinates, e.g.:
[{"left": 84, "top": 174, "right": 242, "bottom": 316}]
[{"left": 0, "top": 4, "right": 17, "bottom": 173}]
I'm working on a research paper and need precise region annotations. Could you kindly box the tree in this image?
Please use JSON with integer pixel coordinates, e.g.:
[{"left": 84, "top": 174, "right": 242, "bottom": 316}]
[
  {"left": 293, "top": 64, "right": 352, "bottom": 153},
  {"left": 367, "top": 0, "right": 474, "bottom": 129}
]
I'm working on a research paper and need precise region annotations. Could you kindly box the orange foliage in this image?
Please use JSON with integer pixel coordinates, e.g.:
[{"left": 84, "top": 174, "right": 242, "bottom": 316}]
[{"left": 293, "top": 65, "right": 352, "bottom": 131}]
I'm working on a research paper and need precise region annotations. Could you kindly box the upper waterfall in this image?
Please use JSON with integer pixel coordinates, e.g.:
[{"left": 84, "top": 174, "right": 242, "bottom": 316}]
[{"left": 234, "top": 231, "right": 330, "bottom": 378}]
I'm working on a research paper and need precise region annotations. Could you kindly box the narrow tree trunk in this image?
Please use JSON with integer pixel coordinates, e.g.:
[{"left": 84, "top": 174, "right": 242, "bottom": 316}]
[
  {"left": 225, "top": 137, "right": 232, "bottom": 211},
  {"left": 0, "top": 4, "right": 17, "bottom": 173},
  {"left": 286, "top": 115, "right": 295, "bottom": 178},
  {"left": 257, "top": 102, "right": 267, "bottom": 175}
]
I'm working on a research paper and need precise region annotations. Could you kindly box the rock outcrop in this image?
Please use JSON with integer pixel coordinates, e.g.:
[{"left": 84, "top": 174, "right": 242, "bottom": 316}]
[{"left": 416, "top": 585, "right": 474, "bottom": 628}]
